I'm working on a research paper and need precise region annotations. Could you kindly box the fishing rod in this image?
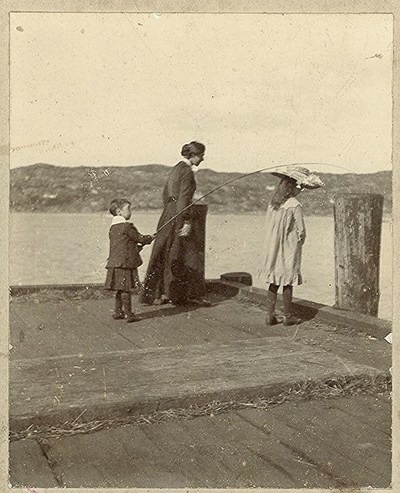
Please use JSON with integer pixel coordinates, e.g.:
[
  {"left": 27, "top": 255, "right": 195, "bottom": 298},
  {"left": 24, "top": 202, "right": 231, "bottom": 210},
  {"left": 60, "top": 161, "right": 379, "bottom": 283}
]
[{"left": 154, "top": 162, "right": 354, "bottom": 235}]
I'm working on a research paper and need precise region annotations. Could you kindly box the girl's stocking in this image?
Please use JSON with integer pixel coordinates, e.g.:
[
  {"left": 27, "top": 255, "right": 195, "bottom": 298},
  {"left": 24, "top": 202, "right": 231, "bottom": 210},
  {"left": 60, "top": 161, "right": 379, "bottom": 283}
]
[
  {"left": 266, "top": 284, "right": 278, "bottom": 325},
  {"left": 282, "top": 285, "right": 301, "bottom": 326}
]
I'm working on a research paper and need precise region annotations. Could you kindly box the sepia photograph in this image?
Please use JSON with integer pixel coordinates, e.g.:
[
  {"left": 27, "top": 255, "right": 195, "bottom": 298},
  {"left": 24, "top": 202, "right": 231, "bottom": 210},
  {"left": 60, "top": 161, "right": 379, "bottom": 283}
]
[{"left": 6, "top": 8, "right": 394, "bottom": 489}]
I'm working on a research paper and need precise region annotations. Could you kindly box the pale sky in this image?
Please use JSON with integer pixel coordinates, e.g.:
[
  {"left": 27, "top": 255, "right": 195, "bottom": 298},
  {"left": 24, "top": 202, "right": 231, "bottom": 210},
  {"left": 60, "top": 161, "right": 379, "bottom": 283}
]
[{"left": 10, "top": 13, "right": 393, "bottom": 173}]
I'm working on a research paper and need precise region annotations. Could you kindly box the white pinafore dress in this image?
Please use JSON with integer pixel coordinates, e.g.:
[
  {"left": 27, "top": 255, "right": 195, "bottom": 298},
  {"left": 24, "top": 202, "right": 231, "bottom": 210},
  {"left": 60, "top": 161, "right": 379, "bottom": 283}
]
[{"left": 257, "top": 197, "right": 306, "bottom": 286}]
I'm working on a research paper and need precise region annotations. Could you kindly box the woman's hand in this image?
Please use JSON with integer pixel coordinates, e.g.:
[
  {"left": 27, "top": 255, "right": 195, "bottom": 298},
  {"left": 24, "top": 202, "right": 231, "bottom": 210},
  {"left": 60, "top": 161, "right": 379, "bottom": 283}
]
[
  {"left": 178, "top": 222, "right": 191, "bottom": 237},
  {"left": 298, "top": 231, "right": 306, "bottom": 245}
]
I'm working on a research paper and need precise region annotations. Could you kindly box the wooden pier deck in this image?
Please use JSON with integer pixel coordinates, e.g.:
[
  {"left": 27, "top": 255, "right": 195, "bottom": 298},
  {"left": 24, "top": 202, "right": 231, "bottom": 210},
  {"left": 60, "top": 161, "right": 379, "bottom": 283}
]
[
  {"left": 9, "top": 282, "right": 392, "bottom": 488},
  {"left": 10, "top": 394, "right": 391, "bottom": 489}
]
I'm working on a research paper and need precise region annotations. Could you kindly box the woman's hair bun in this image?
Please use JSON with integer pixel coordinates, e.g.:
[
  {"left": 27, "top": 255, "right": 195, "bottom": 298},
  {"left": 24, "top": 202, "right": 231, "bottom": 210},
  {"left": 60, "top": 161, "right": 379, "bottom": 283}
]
[{"left": 181, "top": 141, "right": 206, "bottom": 158}]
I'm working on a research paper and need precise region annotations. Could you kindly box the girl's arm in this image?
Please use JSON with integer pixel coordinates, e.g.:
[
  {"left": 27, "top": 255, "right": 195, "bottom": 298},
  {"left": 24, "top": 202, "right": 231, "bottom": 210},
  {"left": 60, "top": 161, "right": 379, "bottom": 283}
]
[{"left": 294, "top": 205, "right": 306, "bottom": 244}]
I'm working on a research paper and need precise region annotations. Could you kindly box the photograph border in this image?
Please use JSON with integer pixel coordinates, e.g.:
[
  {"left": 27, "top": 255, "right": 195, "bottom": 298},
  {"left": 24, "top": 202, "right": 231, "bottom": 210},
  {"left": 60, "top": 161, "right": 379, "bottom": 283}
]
[{"left": 1, "top": 1, "right": 398, "bottom": 492}]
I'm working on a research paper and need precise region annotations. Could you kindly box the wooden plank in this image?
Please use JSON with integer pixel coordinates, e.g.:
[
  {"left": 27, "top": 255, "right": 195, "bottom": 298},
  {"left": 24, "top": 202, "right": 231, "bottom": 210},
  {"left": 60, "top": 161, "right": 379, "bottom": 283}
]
[
  {"left": 81, "top": 298, "right": 191, "bottom": 349},
  {"left": 70, "top": 295, "right": 287, "bottom": 347},
  {"left": 41, "top": 424, "right": 196, "bottom": 488},
  {"left": 237, "top": 396, "right": 391, "bottom": 488},
  {"left": 121, "top": 305, "right": 239, "bottom": 348},
  {"left": 181, "top": 413, "right": 297, "bottom": 488},
  {"left": 138, "top": 420, "right": 234, "bottom": 488},
  {"left": 9, "top": 439, "right": 59, "bottom": 488},
  {"left": 9, "top": 299, "right": 137, "bottom": 359},
  {"left": 45, "top": 416, "right": 264, "bottom": 488},
  {"left": 10, "top": 337, "right": 384, "bottom": 432},
  {"left": 182, "top": 410, "right": 337, "bottom": 488},
  {"left": 10, "top": 394, "right": 392, "bottom": 489},
  {"left": 316, "top": 396, "right": 392, "bottom": 449},
  {"left": 325, "top": 394, "right": 391, "bottom": 435},
  {"left": 272, "top": 406, "right": 390, "bottom": 482},
  {"left": 84, "top": 297, "right": 255, "bottom": 349},
  {"left": 189, "top": 299, "right": 270, "bottom": 338},
  {"left": 236, "top": 407, "right": 358, "bottom": 487},
  {"left": 295, "top": 322, "right": 392, "bottom": 373},
  {"left": 151, "top": 306, "right": 260, "bottom": 344},
  {"left": 9, "top": 307, "right": 36, "bottom": 357}
]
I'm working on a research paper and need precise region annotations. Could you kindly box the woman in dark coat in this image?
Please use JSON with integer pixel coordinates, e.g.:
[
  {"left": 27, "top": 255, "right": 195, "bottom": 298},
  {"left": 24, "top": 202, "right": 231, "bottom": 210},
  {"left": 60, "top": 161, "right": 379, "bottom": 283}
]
[{"left": 139, "top": 141, "right": 206, "bottom": 305}]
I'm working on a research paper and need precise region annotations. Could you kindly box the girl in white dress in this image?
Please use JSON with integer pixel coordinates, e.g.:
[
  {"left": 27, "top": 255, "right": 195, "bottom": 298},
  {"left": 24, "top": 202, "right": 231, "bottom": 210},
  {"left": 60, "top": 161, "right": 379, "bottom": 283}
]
[{"left": 258, "top": 167, "right": 323, "bottom": 326}]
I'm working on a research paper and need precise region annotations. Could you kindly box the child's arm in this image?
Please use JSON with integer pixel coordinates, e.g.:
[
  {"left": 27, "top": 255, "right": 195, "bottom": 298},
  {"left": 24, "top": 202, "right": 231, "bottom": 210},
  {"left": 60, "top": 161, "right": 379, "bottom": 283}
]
[
  {"left": 293, "top": 205, "right": 306, "bottom": 244},
  {"left": 140, "top": 234, "right": 155, "bottom": 245},
  {"left": 126, "top": 224, "right": 154, "bottom": 245}
]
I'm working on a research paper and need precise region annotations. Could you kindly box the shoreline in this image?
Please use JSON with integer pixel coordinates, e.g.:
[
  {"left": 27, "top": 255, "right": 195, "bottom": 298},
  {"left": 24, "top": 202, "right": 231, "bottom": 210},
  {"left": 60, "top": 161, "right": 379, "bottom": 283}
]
[{"left": 9, "top": 210, "right": 393, "bottom": 220}]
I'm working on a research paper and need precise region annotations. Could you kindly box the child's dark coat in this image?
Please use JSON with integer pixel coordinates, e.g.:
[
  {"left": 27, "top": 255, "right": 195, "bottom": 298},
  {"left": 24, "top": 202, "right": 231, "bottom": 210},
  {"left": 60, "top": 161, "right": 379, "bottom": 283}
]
[{"left": 106, "top": 222, "right": 153, "bottom": 269}]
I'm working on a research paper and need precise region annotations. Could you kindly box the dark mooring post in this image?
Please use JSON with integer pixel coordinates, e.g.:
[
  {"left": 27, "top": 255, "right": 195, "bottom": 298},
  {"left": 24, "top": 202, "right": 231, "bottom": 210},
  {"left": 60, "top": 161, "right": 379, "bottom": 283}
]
[
  {"left": 186, "top": 203, "right": 208, "bottom": 298},
  {"left": 333, "top": 193, "right": 384, "bottom": 316}
]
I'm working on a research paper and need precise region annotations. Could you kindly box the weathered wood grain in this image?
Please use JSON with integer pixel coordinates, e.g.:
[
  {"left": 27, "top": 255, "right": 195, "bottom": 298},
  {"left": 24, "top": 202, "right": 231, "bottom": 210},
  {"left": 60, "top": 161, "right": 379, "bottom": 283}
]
[
  {"left": 13, "top": 395, "right": 390, "bottom": 488},
  {"left": 10, "top": 337, "right": 384, "bottom": 431},
  {"left": 9, "top": 298, "right": 137, "bottom": 360},
  {"left": 9, "top": 439, "right": 59, "bottom": 488},
  {"left": 237, "top": 395, "right": 391, "bottom": 487},
  {"left": 334, "top": 193, "right": 384, "bottom": 316}
]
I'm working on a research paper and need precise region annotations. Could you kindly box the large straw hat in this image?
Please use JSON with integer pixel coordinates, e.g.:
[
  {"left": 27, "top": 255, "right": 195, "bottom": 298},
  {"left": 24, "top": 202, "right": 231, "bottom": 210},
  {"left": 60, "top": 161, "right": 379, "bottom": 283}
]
[{"left": 271, "top": 166, "right": 324, "bottom": 189}]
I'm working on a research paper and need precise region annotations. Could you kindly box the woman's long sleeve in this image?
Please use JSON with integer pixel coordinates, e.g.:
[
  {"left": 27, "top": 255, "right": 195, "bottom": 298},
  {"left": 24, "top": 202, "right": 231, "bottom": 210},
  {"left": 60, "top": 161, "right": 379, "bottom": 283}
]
[{"left": 177, "top": 168, "right": 195, "bottom": 221}]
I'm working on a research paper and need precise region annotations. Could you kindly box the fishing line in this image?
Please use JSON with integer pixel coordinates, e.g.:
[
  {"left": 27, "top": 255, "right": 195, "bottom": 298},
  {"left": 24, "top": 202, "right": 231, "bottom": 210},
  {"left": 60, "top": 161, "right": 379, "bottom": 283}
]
[{"left": 154, "top": 162, "right": 354, "bottom": 235}]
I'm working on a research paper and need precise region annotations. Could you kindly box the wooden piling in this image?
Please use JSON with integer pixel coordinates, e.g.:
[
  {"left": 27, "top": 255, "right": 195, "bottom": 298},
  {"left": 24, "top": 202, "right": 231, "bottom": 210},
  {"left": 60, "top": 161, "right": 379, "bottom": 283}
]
[
  {"left": 333, "top": 193, "right": 384, "bottom": 316},
  {"left": 186, "top": 203, "right": 208, "bottom": 298}
]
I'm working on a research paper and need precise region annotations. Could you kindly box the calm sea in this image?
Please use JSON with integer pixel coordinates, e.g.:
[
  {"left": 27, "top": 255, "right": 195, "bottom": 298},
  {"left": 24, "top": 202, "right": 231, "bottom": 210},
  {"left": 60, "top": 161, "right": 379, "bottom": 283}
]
[{"left": 9, "top": 212, "right": 392, "bottom": 320}]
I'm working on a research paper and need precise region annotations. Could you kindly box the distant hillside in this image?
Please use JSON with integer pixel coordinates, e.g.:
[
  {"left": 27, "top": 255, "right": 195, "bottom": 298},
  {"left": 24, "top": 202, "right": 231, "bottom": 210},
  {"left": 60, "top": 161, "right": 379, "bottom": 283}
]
[{"left": 10, "top": 163, "right": 392, "bottom": 215}]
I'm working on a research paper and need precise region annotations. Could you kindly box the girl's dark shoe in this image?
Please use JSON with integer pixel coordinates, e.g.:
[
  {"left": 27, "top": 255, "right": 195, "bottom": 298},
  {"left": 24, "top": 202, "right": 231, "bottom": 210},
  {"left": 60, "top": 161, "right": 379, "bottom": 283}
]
[
  {"left": 154, "top": 299, "right": 168, "bottom": 305},
  {"left": 188, "top": 298, "right": 212, "bottom": 307},
  {"left": 283, "top": 315, "right": 301, "bottom": 326},
  {"left": 265, "top": 314, "right": 278, "bottom": 326},
  {"left": 126, "top": 314, "right": 142, "bottom": 323},
  {"left": 282, "top": 285, "right": 300, "bottom": 326},
  {"left": 112, "top": 311, "right": 125, "bottom": 320},
  {"left": 154, "top": 296, "right": 170, "bottom": 305}
]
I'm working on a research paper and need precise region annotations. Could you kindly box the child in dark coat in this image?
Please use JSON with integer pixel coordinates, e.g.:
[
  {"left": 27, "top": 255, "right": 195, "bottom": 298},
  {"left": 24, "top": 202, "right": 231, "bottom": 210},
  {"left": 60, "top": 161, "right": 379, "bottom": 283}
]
[{"left": 105, "top": 198, "right": 154, "bottom": 322}]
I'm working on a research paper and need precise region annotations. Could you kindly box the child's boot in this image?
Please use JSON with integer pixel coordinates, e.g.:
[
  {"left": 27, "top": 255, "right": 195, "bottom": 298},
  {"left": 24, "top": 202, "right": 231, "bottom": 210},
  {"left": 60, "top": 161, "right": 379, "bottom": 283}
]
[
  {"left": 112, "top": 291, "right": 125, "bottom": 319},
  {"left": 112, "top": 312, "right": 125, "bottom": 320},
  {"left": 122, "top": 292, "right": 141, "bottom": 323},
  {"left": 265, "top": 290, "right": 278, "bottom": 326},
  {"left": 282, "top": 285, "right": 301, "bottom": 326}
]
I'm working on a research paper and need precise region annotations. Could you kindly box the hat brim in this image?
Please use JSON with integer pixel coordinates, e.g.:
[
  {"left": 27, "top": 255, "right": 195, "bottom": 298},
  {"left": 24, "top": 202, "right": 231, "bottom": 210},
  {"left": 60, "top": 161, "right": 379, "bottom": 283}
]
[
  {"left": 271, "top": 171, "right": 289, "bottom": 180},
  {"left": 270, "top": 171, "right": 322, "bottom": 189}
]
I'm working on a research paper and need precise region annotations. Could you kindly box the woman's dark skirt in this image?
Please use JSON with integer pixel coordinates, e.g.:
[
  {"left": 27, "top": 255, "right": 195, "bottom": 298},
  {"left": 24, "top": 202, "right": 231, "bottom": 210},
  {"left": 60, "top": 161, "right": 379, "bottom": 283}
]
[
  {"left": 139, "top": 201, "right": 189, "bottom": 305},
  {"left": 105, "top": 267, "right": 140, "bottom": 292}
]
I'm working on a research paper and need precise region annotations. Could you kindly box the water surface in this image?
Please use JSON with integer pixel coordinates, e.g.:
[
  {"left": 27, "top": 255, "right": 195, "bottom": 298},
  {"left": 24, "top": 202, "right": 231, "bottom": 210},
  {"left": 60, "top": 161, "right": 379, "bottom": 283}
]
[{"left": 10, "top": 212, "right": 392, "bottom": 320}]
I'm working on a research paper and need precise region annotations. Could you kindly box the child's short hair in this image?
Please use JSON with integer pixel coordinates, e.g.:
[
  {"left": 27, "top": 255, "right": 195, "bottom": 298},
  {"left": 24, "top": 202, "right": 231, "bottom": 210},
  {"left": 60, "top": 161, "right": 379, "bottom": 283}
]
[{"left": 109, "top": 198, "right": 131, "bottom": 216}]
